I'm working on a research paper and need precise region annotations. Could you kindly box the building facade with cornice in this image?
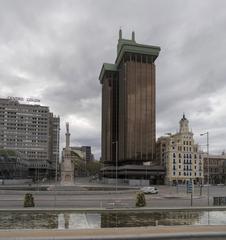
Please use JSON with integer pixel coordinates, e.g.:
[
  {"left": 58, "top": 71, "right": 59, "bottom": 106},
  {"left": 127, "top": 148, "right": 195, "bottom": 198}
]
[{"left": 203, "top": 154, "right": 226, "bottom": 184}]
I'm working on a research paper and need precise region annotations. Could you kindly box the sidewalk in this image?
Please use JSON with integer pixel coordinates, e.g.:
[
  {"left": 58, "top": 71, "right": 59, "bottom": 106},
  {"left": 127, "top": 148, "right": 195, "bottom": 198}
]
[{"left": 0, "top": 225, "right": 226, "bottom": 239}]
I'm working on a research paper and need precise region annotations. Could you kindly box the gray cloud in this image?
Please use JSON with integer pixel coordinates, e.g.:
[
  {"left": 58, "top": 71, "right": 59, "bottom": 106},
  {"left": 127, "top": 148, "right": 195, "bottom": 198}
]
[{"left": 1, "top": 0, "right": 226, "bottom": 158}]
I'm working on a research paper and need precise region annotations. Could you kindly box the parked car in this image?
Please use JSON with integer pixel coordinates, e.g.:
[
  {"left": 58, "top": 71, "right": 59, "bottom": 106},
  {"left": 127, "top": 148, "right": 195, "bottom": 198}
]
[{"left": 140, "top": 186, "right": 159, "bottom": 194}]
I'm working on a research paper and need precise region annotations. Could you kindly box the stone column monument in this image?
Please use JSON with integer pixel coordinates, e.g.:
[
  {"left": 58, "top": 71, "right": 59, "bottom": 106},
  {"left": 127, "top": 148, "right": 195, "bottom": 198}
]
[{"left": 61, "top": 122, "right": 74, "bottom": 185}]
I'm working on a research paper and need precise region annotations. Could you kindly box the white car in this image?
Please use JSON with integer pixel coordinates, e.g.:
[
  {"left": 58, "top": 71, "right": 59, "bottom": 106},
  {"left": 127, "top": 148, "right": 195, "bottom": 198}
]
[{"left": 140, "top": 186, "right": 159, "bottom": 194}]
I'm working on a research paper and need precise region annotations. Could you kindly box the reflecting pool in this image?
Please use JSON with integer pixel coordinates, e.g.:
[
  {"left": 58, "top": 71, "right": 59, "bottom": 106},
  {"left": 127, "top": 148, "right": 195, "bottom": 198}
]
[{"left": 0, "top": 211, "right": 225, "bottom": 230}]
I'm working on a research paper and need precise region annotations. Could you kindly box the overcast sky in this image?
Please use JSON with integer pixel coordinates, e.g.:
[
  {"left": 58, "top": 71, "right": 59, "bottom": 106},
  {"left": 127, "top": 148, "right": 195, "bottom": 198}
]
[{"left": 1, "top": 0, "right": 226, "bottom": 159}]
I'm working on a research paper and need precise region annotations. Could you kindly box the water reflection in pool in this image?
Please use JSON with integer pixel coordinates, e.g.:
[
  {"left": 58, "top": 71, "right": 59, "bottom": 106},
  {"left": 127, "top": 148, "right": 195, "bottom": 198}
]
[{"left": 0, "top": 211, "right": 226, "bottom": 230}]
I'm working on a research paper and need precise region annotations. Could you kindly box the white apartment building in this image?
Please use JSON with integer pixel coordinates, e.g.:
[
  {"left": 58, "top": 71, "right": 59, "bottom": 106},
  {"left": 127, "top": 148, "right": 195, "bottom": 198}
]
[
  {"left": 156, "top": 114, "right": 204, "bottom": 185},
  {"left": 0, "top": 98, "right": 60, "bottom": 179}
]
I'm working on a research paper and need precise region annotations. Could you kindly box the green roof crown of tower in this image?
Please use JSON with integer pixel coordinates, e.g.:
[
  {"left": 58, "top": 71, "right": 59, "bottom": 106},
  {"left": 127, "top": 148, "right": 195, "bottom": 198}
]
[
  {"left": 116, "top": 29, "right": 161, "bottom": 65},
  {"left": 99, "top": 30, "right": 161, "bottom": 83}
]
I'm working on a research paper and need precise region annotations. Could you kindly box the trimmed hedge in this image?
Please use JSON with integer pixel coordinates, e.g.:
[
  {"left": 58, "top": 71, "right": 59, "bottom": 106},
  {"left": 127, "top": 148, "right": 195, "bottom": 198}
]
[
  {"left": 136, "top": 191, "right": 146, "bottom": 207},
  {"left": 24, "top": 193, "right": 35, "bottom": 207}
]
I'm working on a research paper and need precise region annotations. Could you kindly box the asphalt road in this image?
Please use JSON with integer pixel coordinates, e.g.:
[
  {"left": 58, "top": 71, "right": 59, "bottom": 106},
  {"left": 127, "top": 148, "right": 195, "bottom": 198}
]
[{"left": 0, "top": 184, "right": 225, "bottom": 208}]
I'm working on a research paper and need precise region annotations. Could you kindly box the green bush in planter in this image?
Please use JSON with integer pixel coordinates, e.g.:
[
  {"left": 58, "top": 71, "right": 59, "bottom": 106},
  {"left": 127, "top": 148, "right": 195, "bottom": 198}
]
[
  {"left": 24, "top": 193, "right": 35, "bottom": 207},
  {"left": 136, "top": 191, "right": 146, "bottom": 207}
]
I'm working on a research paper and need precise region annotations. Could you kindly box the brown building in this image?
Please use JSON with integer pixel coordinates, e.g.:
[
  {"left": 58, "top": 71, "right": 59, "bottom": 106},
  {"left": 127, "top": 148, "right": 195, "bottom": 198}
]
[
  {"left": 204, "top": 154, "right": 226, "bottom": 184},
  {"left": 99, "top": 30, "right": 161, "bottom": 180}
]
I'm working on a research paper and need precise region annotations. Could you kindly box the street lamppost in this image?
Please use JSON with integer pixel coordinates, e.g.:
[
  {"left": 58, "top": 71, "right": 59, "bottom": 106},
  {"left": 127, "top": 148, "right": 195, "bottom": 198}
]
[
  {"left": 165, "top": 133, "right": 172, "bottom": 186},
  {"left": 112, "top": 141, "right": 118, "bottom": 192},
  {"left": 200, "top": 132, "right": 209, "bottom": 206},
  {"left": 55, "top": 125, "right": 60, "bottom": 184},
  {"left": 54, "top": 125, "right": 60, "bottom": 208}
]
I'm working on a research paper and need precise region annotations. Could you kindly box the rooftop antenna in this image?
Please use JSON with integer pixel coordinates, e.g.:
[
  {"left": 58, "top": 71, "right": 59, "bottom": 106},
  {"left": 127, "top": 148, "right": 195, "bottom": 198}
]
[
  {"left": 119, "top": 27, "right": 122, "bottom": 39},
  {"left": 132, "top": 31, "right": 135, "bottom": 41}
]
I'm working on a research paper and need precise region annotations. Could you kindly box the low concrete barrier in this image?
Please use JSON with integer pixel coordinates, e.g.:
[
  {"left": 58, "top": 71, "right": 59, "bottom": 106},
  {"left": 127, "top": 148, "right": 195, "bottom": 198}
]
[
  {"left": 1, "top": 179, "right": 32, "bottom": 185},
  {"left": 213, "top": 197, "right": 226, "bottom": 206}
]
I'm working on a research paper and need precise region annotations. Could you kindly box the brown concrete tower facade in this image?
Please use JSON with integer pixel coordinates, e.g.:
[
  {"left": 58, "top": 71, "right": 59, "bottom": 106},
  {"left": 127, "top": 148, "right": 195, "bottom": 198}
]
[{"left": 99, "top": 30, "right": 160, "bottom": 168}]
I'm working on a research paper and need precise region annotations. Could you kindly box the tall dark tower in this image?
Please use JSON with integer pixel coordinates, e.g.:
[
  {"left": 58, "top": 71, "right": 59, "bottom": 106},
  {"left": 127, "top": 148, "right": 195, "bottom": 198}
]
[{"left": 99, "top": 30, "right": 160, "bottom": 168}]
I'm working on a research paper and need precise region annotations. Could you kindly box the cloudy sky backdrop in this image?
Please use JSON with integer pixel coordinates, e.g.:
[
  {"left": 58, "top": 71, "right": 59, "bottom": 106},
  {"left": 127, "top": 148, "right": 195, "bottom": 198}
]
[{"left": 1, "top": 0, "right": 226, "bottom": 158}]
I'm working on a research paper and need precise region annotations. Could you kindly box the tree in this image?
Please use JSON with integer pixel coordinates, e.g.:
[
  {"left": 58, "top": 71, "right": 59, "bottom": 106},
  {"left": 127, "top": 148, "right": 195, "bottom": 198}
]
[
  {"left": 86, "top": 161, "right": 101, "bottom": 176},
  {"left": 0, "top": 149, "right": 16, "bottom": 157}
]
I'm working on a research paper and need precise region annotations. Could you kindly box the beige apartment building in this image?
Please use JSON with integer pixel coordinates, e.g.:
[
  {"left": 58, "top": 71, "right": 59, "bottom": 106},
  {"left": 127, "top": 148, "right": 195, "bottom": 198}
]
[{"left": 156, "top": 115, "right": 204, "bottom": 185}]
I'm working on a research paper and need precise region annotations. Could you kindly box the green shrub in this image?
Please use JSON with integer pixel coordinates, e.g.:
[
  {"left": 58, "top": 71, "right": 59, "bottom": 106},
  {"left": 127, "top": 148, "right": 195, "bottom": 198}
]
[
  {"left": 24, "top": 193, "right": 35, "bottom": 207},
  {"left": 136, "top": 191, "right": 146, "bottom": 207}
]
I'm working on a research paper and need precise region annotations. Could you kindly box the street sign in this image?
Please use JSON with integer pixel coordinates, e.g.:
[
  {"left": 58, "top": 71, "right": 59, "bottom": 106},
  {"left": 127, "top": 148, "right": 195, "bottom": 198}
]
[{"left": 187, "top": 181, "right": 193, "bottom": 193}]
